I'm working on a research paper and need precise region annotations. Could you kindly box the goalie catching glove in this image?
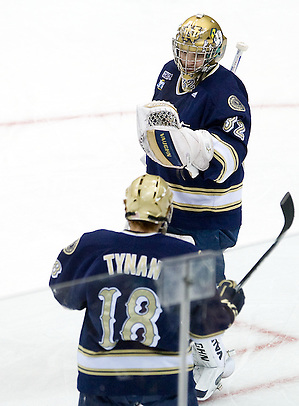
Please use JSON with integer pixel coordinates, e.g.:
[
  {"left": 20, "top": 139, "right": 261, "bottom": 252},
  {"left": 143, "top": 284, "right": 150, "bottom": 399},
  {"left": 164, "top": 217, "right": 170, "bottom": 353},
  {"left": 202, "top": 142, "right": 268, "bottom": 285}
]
[
  {"left": 137, "top": 101, "right": 214, "bottom": 177},
  {"left": 218, "top": 279, "right": 245, "bottom": 322}
]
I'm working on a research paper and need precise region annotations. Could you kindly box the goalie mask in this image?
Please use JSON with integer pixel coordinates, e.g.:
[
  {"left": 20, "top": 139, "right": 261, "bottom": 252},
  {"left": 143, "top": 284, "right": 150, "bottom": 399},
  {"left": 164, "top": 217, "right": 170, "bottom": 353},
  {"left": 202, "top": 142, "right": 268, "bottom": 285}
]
[
  {"left": 172, "top": 14, "right": 227, "bottom": 91},
  {"left": 125, "top": 174, "right": 173, "bottom": 226}
]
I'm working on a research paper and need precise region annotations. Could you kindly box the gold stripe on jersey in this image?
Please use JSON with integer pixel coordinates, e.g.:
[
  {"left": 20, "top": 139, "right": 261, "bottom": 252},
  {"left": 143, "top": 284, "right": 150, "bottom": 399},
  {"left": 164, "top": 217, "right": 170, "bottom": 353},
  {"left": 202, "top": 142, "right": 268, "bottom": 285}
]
[
  {"left": 211, "top": 133, "right": 239, "bottom": 183},
  {"left": 190, "top": 330, "right": 226, "bottom": 340},
  {"left": 168, "top": 182, "right": 243, "bottom": 213},
  {"left": 78, "top": 365, "right": 194, "bottom": 376},
  {"left": 172, "top": 200, "right": 242, "bottom": 213},
  {"left": 213, "top": 150, "right": 227, "bottom": 181},
  {"left": 168, "top": 182, "right": 243, "bottom": 195},
  {"left": 77, "top": 345, "right": 193, "bottom": 376},
  {"left": 78, "top": 345, "right": 181, "bottom": 357}
]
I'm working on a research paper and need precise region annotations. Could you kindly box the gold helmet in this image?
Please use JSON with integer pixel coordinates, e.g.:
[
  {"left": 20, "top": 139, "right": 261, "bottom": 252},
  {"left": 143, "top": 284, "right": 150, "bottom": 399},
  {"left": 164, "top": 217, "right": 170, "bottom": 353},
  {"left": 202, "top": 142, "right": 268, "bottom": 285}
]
[
  {"left": 172, "top": 14, "right": 227, "bottom": 90},
  {"left": 125, "top": 174, "right": 173, "bottom": 225}
]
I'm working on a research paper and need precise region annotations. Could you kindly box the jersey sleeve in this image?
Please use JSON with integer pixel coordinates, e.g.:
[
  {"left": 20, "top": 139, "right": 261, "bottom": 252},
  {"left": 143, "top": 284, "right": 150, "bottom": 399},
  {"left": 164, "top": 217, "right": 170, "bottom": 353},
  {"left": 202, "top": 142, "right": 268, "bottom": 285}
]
[
  {"left": 49, "top": 235, "right": 97, "bottom": 310},
  {"left": 152, "top": 61, "right": 175, "bottom": 100},
  {"left": 189, "top": 292, "right": 235, "bottom": 339},
  {"left": 202, "top": 76, "right": 251, "bottom": 183}
]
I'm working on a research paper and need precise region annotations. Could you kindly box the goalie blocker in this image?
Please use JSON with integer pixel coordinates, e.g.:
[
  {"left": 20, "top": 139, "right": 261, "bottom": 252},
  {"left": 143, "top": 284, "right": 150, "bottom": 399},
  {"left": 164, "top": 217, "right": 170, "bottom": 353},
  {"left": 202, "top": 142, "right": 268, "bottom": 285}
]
[{"left": 137, "top": 101, "right": 214, "bottom": 178}]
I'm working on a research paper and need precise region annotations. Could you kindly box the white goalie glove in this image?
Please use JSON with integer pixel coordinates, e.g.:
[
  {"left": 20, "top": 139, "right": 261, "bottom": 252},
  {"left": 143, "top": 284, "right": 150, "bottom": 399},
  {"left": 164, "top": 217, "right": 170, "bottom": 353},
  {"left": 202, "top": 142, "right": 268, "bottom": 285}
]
[
  {"left": 137, "top": 101, "right": 214, "bottom": 178},
  {"left": 192, "top": 334, "right": 235, "bottom": 401}
]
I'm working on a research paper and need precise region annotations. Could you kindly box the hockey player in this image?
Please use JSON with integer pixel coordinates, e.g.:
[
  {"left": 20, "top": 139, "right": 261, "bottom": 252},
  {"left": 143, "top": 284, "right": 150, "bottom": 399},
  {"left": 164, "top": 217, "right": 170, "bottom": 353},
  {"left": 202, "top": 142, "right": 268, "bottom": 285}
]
[
  {"left": 50, "top": 174, "right": 245, "bottom": 405},
  {"left": 137, "top": 14, "right": 251, "bottom": 283}
]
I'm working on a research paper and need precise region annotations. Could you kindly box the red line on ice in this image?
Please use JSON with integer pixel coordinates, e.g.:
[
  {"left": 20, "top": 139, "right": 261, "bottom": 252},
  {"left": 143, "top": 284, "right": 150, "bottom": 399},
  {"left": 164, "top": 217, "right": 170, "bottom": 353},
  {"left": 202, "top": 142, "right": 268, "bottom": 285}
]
[
  {"left": 203, "top": 321, "right": 299, "bottom": 401},
  {"left": 0, "top": 111, "right": 135, "bottom": 127},
  {"left": 0, "top": 103, "right": 298, "bottom": 127},
  {"left": 234, "top": 320, "right": 298, "bottom": 355},
  {"left": 207, "top": 375, "right": 299, "bottom": 402}
]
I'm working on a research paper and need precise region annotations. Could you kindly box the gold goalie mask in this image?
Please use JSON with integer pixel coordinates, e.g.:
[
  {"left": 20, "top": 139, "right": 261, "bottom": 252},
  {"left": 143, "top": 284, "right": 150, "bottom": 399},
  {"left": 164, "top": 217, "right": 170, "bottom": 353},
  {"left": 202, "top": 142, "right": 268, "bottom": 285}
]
[{"left": 172, "top": 14, "right": 227, "bottom": 91}]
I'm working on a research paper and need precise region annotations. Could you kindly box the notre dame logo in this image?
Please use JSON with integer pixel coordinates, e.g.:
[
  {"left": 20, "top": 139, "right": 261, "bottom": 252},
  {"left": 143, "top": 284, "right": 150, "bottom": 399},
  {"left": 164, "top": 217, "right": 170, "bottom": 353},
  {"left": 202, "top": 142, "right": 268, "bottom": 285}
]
[
  {"left": 228, "top": 95, "right": 246, "bottom": 112},
  {"left": 181, "top": 24, "right": 202, "bottom": 43},
  {"left": 63, "top": 238, "right": 80, "bottom": 255}
]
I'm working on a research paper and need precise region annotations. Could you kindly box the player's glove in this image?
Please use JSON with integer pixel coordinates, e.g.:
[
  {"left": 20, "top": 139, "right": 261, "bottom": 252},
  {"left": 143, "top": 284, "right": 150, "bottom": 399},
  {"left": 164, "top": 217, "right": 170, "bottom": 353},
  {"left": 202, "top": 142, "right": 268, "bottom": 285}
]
[
  {"left": 218, "top": 279, "right": 245, "bottom": 321},
  {"left": 137, "top": 101, "right": 214, "bottom": 178},
  {"left": 192, "top": 335, "right": 235, "bottom": 401}
]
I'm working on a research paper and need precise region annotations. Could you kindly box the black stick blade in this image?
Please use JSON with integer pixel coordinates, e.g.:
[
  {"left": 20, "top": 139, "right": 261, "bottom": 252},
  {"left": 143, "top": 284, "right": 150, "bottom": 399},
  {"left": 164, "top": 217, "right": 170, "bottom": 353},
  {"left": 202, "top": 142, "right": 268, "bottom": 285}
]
[{"left": 280, "top": 192, "right": 295, "bottom": 236}]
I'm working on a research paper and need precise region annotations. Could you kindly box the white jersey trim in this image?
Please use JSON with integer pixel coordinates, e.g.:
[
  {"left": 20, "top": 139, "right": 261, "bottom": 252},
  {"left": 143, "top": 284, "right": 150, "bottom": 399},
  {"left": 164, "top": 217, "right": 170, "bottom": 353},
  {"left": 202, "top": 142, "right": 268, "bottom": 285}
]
[
  {"left": 121, "top": 230, "right": 159, "bottom": 237},
  {"left": 212, "top": 133, "right": 239, "bottom": 183},
  {"left": 77, "top": 348, "right": 193, "bottom": 376},
  {"left": 171, "top": 185, "right": 242, "bottom": 213}
]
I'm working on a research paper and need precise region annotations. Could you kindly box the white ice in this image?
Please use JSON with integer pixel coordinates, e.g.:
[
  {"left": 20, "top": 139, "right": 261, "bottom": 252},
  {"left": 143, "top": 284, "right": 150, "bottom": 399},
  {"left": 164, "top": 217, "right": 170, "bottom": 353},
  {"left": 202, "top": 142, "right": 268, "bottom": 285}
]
[{"left": 0, "top": 0, "right": 299, "bottom": 405}]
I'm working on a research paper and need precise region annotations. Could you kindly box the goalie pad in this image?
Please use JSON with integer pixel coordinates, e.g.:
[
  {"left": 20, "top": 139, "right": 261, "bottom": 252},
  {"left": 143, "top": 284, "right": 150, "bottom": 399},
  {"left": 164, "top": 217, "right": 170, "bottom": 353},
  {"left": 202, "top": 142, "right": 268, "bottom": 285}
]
[
  {"left": 137, "top": 101, "right": 214, "bottom": 176},
  {"left": 192, "top": 334, "right": 235, "bottom": 401}
]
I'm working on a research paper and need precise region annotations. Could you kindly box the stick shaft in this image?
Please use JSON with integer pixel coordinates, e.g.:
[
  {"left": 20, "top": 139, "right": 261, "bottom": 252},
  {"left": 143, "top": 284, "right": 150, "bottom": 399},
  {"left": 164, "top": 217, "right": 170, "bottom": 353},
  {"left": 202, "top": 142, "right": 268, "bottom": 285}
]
[
  {"left": 235, "top": 192, "right": 294, "bottom": 292},
  {"left": 230, "top": 49, "right": 243, "bottom": 73}
]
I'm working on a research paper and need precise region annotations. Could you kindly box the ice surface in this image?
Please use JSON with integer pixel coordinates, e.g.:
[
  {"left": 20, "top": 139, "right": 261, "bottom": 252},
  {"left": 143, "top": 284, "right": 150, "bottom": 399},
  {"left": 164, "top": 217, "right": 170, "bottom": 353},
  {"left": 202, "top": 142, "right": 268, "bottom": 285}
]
[{"left": 0, "top": 0, "right": 299, "bottom": 404}]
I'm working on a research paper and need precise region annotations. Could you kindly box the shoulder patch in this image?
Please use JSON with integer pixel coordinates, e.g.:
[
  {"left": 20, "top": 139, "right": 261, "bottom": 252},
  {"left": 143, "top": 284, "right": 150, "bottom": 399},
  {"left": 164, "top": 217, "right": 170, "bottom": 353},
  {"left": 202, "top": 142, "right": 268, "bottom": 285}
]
[
  {"left": 52, "top": 260, "right": 62, "bottom": 278},
  {"left": 157, "top": 79, "right": 166, "bottom": 90},
  {"left": 63, "top": 238, "right": 80, "bottom": 255},
  {"left": 162, "top": 70, "right": 173, "bottom": 80},
  {"left": 228, "top": 95, "right": 246, "bottom": 112}
]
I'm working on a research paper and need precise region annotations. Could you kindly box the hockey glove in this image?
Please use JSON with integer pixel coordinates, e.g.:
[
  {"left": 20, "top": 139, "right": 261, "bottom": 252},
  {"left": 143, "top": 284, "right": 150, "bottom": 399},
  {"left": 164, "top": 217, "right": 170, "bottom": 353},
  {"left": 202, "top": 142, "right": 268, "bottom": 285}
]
[
  {"left": 192, "top": 334, "right": 235, "bottom": 401},
  {"left": 137, "top": 101, "right": 214, "bottom": 177},
  {"left": 218, "top": 279, "right": 245, "bottom": 320}
]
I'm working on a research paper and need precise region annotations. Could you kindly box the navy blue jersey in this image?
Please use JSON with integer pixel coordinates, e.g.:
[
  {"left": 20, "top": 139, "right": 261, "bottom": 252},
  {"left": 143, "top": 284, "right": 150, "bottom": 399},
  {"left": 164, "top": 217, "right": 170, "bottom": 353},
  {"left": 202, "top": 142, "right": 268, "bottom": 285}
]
[
  {"left": 147, "top": 61, "right": 251, "bottom": 231},
  {"left": 50, "top": 229, "right": 233, "bottom": 396}
]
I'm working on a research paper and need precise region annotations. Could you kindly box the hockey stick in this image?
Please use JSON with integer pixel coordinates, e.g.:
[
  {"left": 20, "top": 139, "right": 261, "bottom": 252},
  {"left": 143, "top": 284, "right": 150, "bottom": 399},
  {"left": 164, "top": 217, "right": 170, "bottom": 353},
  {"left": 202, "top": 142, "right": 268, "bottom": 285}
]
[
  {"left": 235, "top": 192, "right": 295, "bottom": 292},
  {"left": 230, "top": 42, "right": 248, "bottom": 73}
]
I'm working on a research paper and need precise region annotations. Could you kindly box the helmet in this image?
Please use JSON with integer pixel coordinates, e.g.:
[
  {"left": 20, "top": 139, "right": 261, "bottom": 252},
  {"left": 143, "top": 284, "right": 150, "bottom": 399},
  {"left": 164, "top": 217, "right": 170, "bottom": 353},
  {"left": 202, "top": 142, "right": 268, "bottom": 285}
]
[
  {"left": 125, "top": 174, "right": 173, "bottom": 225},
  {"left": 172, "top": 14, "right": 227, "bottom": 91}
]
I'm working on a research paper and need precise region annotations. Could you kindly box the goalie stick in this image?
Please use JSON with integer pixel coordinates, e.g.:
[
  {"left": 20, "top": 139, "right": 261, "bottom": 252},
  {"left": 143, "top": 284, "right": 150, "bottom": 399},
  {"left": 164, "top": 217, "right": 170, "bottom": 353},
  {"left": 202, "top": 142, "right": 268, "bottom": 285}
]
[
  {"left": 235, "top": 192, "right": 295, "bottom": 292},
  {"left": 230, "top": 42, "right": 248, "bottom": 73}
]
